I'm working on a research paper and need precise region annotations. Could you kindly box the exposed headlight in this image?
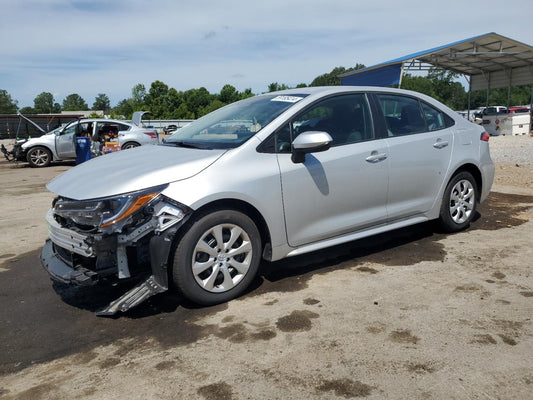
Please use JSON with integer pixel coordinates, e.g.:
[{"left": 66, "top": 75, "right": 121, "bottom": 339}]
[{"left": 53, "top": 184, "right": 168, "bottom": 230}]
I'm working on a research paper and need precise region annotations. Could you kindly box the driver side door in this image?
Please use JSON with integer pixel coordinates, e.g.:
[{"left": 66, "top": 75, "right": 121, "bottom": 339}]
[
  {"left": 277, "top": 93, "right": 389, "bottom": 247},
  {"left": 55, "top": 122, "right": 80, "bottom": 159}
]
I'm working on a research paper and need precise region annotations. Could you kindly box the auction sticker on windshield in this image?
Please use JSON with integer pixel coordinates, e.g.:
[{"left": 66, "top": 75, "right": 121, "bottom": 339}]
[{"left": 271, "top": 95, "right": 304, "bottom": 103}]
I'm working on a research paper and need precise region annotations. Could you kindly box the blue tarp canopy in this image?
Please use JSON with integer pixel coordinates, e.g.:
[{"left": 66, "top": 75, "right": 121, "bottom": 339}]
[
  {"left": 340, "top": 33, "right": 533, "bottom": 91},
  {"left": 340, "top": 63, "right": 403, "bottom": 87}
]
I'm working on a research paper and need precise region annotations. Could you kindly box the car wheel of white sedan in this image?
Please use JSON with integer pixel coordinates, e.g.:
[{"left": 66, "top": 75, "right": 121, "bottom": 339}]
[
  {"left": 172, "top": 210, "right": 261, "bottom": 305},
  {"left": 439, "top": 171, "right": 478, "bottom": 232},
  {"left": 27, "top": 146, "right": 52, "bottom": 167},
  {"left": 121, "top": 142, "right": 140, "bottom": 150}
]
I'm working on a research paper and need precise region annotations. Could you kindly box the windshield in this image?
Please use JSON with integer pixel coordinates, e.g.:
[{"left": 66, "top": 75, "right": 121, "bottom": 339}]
[{"left": 165, "top": 94, "right": 308, "bottom": 149}]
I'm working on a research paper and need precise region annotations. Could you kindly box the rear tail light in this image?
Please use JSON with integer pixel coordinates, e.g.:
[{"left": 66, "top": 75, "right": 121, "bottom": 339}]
[
  {"left": 144, "top": 131, "right": 158, "bottom": 139},
  {"left": 480, "top": 132, "right": 490, "bottom": 142}
]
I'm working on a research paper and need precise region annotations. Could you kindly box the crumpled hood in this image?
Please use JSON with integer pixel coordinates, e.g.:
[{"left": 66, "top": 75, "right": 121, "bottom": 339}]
[{"left": 47, "top": 145, "right": 226, "bottom": 200}]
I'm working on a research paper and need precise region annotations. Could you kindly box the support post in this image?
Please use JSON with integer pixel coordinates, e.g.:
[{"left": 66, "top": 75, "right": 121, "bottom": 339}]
[{"left": 467, "top": 75, "right": 472, "bottom": 121}]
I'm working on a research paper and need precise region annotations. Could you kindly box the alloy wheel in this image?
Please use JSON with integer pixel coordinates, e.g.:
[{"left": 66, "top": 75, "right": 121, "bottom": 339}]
[
  {"left": 449, "top": 179, "right": 475, "bottom": 224},
  {"left": 29, "top": 148, "right": 50, "bottom": 167},
  {"left": 192, "top": 223, "right": 253, "bottom": 293}
]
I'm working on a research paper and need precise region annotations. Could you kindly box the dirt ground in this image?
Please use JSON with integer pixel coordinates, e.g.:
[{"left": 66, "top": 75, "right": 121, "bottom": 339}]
[{"left": 0, "top": 138, "right": 532, "bottom": 399}]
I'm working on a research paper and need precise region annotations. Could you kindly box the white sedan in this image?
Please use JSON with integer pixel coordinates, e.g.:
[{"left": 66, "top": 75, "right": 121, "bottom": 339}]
[{"left": 8, "top": 115, "right": 158, "bottom": 167}]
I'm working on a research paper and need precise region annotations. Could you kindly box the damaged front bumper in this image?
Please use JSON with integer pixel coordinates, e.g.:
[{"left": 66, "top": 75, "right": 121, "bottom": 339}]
[
  {"left": 1, "top": 140, "right": 26, "bottom": 162},
  {"left": 41, "top": 199, "right": 190, "bottom": 316}
]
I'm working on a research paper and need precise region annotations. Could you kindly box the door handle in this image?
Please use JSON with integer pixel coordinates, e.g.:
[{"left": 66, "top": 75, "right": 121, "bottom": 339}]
[
  {"left": 433, "top": 139, "right": 449, "bottom": 149},
  {"left": 365, "top": 151, "right": 388, "bottom": 163}
]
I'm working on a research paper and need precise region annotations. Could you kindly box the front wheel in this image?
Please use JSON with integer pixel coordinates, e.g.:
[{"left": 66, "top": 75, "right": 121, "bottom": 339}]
[
  {"left": 27, "top": 146, "right": 52, "bottom": 167},
  {"left": 438, "top": 171, "right": 478, "bottom": 232},
  {"left": 172, "top": 210, "right": 262, "bottom": 305}
]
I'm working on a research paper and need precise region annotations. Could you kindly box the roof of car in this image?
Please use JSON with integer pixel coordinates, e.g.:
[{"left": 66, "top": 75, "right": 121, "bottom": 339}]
[
  {"left": 265, "top": 86, "right": 460, "bottom": 122},
  {"left": 269, "top": 85, "right": 424, "bottom": 97}
]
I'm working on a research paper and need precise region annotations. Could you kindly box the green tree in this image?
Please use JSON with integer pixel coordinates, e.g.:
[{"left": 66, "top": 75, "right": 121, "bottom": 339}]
[
  {"left": 113, "top": 98, "right": 133, "bottom": 119},
  {"left": 199, "top": 99, "right": 226, "bottom": 117},
  {"left": 33, "top": 92, "right": 60, "bottom": 113},
  {"left": 184, "top": 87, "right": 211, "bottom": 118},
  {"left": 268, "top": 82, "right": 290, "bottom": 92},
  {"left": 113, "top": 84, "right": 148, "bottom": 118},
  {"left": 310, "top": 64, "right": 366, "bottom": 87},
  {"left": 19, "top": 106, "right": 36, "bottom": 114},
  {"left": 0, "top": 89, "right": 18, "bottom": 113},
  {"left": 92, "top": 93, "right": 110, "bottom": 112},
  {"left": 62, "top": 94, "right": 88, "bottom": 111},
  {"left": 473, "top": 85, "right": 533, "bottom": 108},
  {"left": 401, "top": 69, "right": 468, "bottom": 110},
  {"left": 131, "top": 83, "right": 147, "bottom": 110},
  {"left": 146, "top": 80, "right": 168, "bottom": 100},
  {"left": 165, "top": 89, "right": 187, "bottom": 117},
  {"left": 145, "top": 81, "right": 171, "bottom": 118},
  {"left": 240, "top": 88, "right": 254, "bottom": 99},
  {"left": 401, "top": 74, "right": 435, "bottom": 97},
  {"left": 219, "top": 84, "right": 239, "bottom": 104},
  {"left": 172, "top": 102, "right": 195, "bottom": 119}
]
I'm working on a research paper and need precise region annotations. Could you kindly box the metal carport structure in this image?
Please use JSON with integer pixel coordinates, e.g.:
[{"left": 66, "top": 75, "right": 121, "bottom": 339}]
[{"left": 339, "top": 32, "right": 533, "bottom": 111}]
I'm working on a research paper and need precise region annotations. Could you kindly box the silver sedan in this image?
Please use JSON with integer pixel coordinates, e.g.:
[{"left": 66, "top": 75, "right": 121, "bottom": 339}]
[
  {"left": 14, "top": 117, "right": 158, "bottom": 167},
  {"left": 41, "top": 86, "right": 494, "bottom": 314}
]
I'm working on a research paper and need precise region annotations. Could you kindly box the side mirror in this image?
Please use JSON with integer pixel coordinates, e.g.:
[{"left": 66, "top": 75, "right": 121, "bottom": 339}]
[{"left": 291, "top": 131, "right": 332, "bottom": 163}]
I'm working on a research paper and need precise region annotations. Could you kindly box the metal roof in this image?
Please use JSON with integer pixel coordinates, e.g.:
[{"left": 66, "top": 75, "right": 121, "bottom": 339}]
[{"left": 340, "top": 33, "right": 533, "bottom": 91}]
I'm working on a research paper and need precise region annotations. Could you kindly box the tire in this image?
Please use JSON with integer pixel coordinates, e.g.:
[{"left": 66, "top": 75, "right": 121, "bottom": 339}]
[
  {"left": 438, "top": 171, "right": 478, "bottom": 232},
  {"left": 121, "top": 142, "right": 140, "bottom": 150},
  {"left": 172, "top": 210, "right": 262, "bottom": 305},
  {"left": 27, "top": 146, "right": 52, "bottom": 168}
]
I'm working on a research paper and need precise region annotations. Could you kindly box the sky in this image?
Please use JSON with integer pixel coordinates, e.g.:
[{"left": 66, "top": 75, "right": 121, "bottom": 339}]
[{"left": 1, "top": 0, "right": 533, "bottom": 109}]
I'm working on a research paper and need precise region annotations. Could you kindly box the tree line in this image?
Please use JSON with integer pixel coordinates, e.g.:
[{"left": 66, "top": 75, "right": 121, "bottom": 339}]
[{"left": 1, "top": 64, "right": 532, "bottom": 118}]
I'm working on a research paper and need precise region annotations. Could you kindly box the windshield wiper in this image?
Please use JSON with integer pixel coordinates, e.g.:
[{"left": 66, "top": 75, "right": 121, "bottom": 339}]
[{"left": 163, "top": 141, "right": 213, "bottom": 150}]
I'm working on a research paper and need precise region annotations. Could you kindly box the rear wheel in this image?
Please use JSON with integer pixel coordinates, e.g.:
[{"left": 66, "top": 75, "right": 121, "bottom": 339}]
[
  {"left": 27, "top": 146, "right": 52, "bottom": 167},
  {"left": 438, "top": 171, "right": 477, "bottom": 232},
  {"left": 172, "top": 210, "right": 261, "bottom": 305},
  {"left": 121, "top": 142, "right": 140, "bottom": 150}
]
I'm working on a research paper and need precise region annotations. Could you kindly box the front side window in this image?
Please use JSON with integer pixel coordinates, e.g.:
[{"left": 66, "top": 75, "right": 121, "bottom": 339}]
[
  {"left": 262, "top": 93, "right": 374, "bottom": 153},
  {"left": 292, "top": 94, "right": 373, "bottom": 147},
  {"left": 376, "top": 95, "right": 426, "bottom": 136},
  {"left": 61, "top": 122, "right": 91, "bottom": 136}
]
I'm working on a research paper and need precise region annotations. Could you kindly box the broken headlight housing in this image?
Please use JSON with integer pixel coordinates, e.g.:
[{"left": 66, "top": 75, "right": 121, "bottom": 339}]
[{"left": 53, "top": 184, "right": 169, "bottom": 231}]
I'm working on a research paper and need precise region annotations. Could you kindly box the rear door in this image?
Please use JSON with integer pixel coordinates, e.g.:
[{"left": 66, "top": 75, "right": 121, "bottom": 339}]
[{"left": 374, "top": 94, "right": 454, "bottom": 220}]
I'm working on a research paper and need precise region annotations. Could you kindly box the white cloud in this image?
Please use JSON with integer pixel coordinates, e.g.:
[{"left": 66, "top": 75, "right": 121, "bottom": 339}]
[{"left": 1, "top": 0, "right": 532, "bottom": 106}]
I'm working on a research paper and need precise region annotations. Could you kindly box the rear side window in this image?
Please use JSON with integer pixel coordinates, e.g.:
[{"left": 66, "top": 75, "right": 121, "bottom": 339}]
[
  {"left": 376, "top": 94, "right": 454, "bottom": 136},
  {"left": 376, "top": 95, "right": 426, "bottom": 136},
  {"left": 421, "top": 102, "right": 445, "bottom": 131},
  {"left": 116, "top": 122, "right": 131, "bottom": 131}
]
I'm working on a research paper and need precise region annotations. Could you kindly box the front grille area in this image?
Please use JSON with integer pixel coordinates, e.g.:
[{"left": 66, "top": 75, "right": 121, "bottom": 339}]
[
  {"left": 46, "top": 210, "right": 94, "bottom": 257},
  {"left": 54, "top": 243, "right": 74, "bottom": 267}
]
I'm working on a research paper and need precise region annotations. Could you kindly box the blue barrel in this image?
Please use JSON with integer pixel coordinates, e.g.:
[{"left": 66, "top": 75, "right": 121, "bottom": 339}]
[{"left": 75, "top": 136, "right": 91, "bottom": 164}]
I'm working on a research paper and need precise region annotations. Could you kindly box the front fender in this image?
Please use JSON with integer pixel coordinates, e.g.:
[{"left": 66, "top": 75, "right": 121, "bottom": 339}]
[{"left": 22, "top": 138, "right": 59, "bottom": 161}]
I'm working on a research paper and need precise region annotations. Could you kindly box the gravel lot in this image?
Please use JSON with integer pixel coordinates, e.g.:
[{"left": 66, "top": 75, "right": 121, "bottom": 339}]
[
  {"left": 489, "top": 134, "right": 533, "bottom": 164},
  {"left": 488, "top": 135, "right": 533, "bottom": 193},
  {"left": 0, "top": 135, "right": 532, "bottom": 400}
]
